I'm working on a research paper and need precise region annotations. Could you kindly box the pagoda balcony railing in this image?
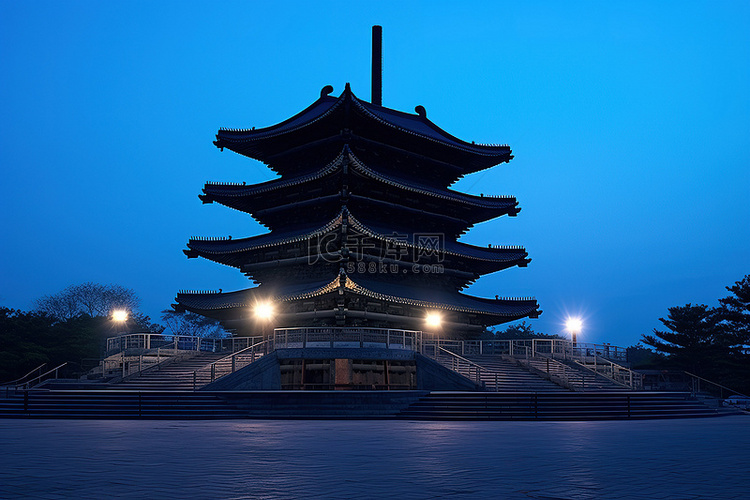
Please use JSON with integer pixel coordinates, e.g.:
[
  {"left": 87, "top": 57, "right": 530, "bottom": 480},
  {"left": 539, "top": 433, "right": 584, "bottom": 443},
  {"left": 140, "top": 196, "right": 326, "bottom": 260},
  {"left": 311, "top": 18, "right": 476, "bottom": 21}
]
[{"left": 272, "top": 327, "right": 422, "bottom": 351}]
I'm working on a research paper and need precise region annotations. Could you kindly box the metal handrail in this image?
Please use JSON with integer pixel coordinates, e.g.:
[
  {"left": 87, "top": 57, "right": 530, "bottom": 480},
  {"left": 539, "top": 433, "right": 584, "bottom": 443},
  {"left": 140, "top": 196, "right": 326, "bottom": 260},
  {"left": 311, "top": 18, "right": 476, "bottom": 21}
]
[
  {"left": 211, "top": 338, "right": 265, "bottom": 366},
  {"left": 0, "top": 363, "right": 47, "bottom": 386},
  {"left": 513, "top": 355, "right": 582, "bottom": 391},
  {"left": 437, "top": 346, "right": 487, "bottom": 372},
  {"left": 571, "top": 359, "right": 633, "bottom": 389},
  {"left": 435, "top": 346, "right": 494, "bottom": 388},
  {"left": 497, "top": 338, "right": 640, "bottom": 390},
  {"left": 194, "top": 339, "right": 273, "bottom": 389},
  {"left": 132, "top": 340, "right": 180, "bottom": 377},
  {"left": 570, "top": 342, "right": 627, "bottom": 361},
  {"left": 521, "top": 352, "right": 634, "bottom": 391},
  {"left": 17, "top": 362, "right": 68, "bottom": 390},
  {"left": 569, "top": 354, "right": 642, "bottom": 390},
  {"left": 101, "top": 339, "right": 181, "bottom": 378},
  {"left": 684, "top": 371, "right": 749, "bottom": 399}
]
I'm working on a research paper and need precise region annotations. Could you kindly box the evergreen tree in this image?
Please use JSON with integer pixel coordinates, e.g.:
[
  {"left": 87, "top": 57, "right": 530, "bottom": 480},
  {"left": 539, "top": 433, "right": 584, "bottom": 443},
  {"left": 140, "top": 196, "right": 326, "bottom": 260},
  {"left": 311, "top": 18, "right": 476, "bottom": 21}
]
[
  {"left": 641, "top": 304, "right": 726, "bottom": 376},
  {"left": 718, "top": 274, "right": 750, "bottom": 350},
  {"left": 717, "top": 274, "right": 750, "bottom": 393}
]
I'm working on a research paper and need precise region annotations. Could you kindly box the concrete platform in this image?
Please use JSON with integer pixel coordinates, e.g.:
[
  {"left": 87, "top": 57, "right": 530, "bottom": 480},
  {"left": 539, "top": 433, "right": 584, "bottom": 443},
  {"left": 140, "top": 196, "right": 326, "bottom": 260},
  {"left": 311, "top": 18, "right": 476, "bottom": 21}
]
[{"left": 0, "top": 417, "right": 747, "bottom": 499}]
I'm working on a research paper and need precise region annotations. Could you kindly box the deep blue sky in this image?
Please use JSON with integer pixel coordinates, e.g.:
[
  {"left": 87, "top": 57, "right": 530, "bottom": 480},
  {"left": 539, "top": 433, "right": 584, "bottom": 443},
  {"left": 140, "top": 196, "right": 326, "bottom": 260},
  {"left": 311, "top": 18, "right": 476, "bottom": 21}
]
[{"left": 1, "top": 1, "right": 748, "bottom": 346}]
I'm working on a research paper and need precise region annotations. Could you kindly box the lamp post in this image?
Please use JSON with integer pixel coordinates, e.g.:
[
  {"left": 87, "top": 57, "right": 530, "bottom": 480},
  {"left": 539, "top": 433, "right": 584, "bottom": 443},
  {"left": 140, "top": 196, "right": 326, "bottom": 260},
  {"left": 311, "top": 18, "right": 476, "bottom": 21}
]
[
  {"left": 253, "top": 301, "right": 274, "bottom": 340},
  {"left": 566, "top": 317, "right": 582, "bottom": 350},
  {"left": 111, "top": 309, "right": 129, "bottom": 323},
  {"left": 111, "top": 308, "right": 130, "bottom": 341},
  {"left": 111, "top": 309, "right": 129, "bottom": 377},
  {"left": 425, "top": 311, "right": 442, "bottom": 330},
  {"left": 425, "top": 311, "right": 442, "bottom": 356}
]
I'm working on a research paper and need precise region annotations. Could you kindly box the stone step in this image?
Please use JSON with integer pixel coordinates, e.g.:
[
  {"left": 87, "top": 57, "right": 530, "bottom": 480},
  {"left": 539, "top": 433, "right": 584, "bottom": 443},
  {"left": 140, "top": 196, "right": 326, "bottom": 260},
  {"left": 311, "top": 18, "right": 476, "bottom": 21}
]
[
  {"left": 435, "top": 354, "right": 568, "bottom": 392},
  {"left": 397, "top": 391, "right": 724, "bottom": 420},
  {"left": 0, "top": 391, "right": 247, "bottom": 419},
  {"left": 108, "top": 352, "right": 232, "bottom": 390},
  {"left": 2, "top": 390, "right": 737, "bottom": 420}
]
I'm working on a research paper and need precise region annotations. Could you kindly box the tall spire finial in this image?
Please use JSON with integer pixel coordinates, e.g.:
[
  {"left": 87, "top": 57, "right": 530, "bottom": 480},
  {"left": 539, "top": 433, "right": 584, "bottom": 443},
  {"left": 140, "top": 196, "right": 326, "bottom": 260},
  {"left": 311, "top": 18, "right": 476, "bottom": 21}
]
[{"left": 371, "top": 25, "right": 382, "bottom": 106}]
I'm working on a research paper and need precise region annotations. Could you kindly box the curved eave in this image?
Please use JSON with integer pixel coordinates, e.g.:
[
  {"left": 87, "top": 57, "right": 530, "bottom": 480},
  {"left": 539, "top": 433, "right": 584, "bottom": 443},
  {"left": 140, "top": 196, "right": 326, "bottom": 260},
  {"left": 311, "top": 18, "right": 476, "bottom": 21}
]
[
  {"left": 347, "top": 212, "right": 528, "bottom": 264},
  {"left": 175, "top": 278, "right": 342, "bottom": 313},
  {"left": 184, "top": 209, "right": 528, "bottom": 267},
  {"left": 176, "top": 272, "right": 540, "bottom": 320},
  {"left": 185, "top": 214, "right": 344, "bottom": 259},
  {"left": 347, "top": 149, "right": 518, "bottom": 212},
  {"left": 200, "top": 148, "right": 519, "bottom": 222},
  {"left": 214, "top": 92, "right": 341, "bottom": 146},
  {"left": 213, "top": 85, "right": 512, "bottom": 169},
  {"left": 343, "top": 276, "right": 539, "bottom": 318},
  {"left": 200, "top": 150, "right": 346, "bottom": 204}
]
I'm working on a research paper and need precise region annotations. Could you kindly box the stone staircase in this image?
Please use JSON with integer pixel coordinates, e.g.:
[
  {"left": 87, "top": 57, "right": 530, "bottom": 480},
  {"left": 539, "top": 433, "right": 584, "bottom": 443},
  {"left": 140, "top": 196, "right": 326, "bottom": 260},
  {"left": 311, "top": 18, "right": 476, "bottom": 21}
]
[
  {"left": 112, "top": 352, "right": 228, "bottom": 391},
  {"left": 0, "top": 390, "right": 426, "bottom": 420},
  {"left": 1, "top": 389, "right": 738, "bottom": 420},
  {"left": 523, "top": 356, "right": 630, "bottom": 391},
  {"left": 397, "top": 391, "right": 731, "bottom": 420},
  {"left": 460, "top": 355, "right": 568, "bottom": 392},
  {"left": 0, "top": 390, "right": 246, "bottom": 419},
  {"left": 433, "top": 350, "right": 632, "bottom": 393}
]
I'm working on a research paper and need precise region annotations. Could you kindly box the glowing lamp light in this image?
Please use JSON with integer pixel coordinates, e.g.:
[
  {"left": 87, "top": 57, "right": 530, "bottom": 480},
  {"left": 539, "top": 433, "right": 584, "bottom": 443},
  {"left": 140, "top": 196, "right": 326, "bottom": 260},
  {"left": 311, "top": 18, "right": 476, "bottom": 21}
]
[
  {"left": 254, "top": 302, "right": 274, "bottom": 321},
  {"left": 425, "top": 312, "right": 442, "bottom": 328},
  {"left": 566, "top": 317, "right": 583, "bottom": 347},
  {"left": 111, "top": 310, "right": 128, "bottom": 323},
  {"left": 566, "top": 317, "right": 583, "bottom": 333}
]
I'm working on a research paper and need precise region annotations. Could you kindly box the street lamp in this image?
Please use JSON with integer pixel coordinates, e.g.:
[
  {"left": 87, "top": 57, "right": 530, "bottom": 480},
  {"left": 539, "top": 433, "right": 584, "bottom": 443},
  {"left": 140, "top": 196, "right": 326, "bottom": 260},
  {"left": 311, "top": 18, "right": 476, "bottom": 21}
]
[
  {"left": 254, "top": 302, "right": 274, "bottom": 321},
  {"left": 110, "top": 309, "right": 130, "bottom": 376},
  {"left": 566, "top": 317, "right": 583, "bottom": 348},
  {"left": 111, "top": 309, "right": 129, "bottom": 337},
  {"left": 424, "top": 311, "right": 443, "bottom": 356},
  {"left": 254, "top": 301, "right": 274, "bottom": 338},
  {"left": 111, "top": 309, "right": 129, "bottom": 323},
  {"left": 425, "top": 311, "right": 442, "bottom": 329}
]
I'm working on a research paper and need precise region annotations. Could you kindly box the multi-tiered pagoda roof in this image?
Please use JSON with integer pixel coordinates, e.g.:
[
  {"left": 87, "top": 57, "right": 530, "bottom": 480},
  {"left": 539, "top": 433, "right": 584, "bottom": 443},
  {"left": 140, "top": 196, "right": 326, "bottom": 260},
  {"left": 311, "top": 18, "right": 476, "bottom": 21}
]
[{"left": 176, "top": 84, "right": 540, "bottom": 335}]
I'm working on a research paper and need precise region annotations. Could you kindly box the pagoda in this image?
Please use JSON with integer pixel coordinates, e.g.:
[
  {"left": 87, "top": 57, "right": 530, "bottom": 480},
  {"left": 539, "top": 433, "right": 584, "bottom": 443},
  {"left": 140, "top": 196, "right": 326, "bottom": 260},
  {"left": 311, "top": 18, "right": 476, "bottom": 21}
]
[{"left": 175, "top": 30, "right": 540, "bottom": 337}]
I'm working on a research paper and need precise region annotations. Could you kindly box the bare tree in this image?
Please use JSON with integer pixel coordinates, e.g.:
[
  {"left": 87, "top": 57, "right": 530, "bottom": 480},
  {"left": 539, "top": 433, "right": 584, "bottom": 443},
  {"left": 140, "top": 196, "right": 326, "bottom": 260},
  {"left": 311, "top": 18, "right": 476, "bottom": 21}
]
[
  {"left": 35, "top": 282, "right": 141, "bottom": 322},
  {"left": 161, "top": 309, "right": 227, "bottom": 338}
]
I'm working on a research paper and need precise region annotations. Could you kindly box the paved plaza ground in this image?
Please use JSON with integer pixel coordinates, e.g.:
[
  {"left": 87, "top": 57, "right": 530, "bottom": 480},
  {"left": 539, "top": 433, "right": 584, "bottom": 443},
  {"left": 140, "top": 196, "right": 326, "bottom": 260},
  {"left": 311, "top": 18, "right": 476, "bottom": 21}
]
[{"left": 0, "top": 415, "right": 748, "bottom": 499}]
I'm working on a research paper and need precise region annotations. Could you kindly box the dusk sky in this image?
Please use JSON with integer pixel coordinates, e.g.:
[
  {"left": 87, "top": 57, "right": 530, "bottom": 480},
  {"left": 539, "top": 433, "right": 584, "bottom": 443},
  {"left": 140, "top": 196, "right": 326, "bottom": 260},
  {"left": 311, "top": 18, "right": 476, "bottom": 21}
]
[{"left": 1, "top": 1, "right": 748, "bottom": 347}]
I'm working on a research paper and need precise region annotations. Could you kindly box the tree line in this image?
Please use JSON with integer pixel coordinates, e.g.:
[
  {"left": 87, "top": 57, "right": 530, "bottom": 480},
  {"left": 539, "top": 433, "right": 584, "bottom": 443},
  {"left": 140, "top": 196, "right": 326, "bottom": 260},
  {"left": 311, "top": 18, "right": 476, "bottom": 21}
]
[
  {"left": 2, "top": 277, "right": 748, "bottom": 391},
  {"left": 0, "top": 282, "right": 226, "bottom": 382}
]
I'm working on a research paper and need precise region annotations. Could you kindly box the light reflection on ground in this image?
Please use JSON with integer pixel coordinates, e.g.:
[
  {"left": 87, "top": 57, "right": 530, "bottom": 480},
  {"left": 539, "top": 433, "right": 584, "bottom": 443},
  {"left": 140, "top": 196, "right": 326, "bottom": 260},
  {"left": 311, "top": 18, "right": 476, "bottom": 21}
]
[{"left": 1, "top": 416, "right": 748, "bottom": 499}]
